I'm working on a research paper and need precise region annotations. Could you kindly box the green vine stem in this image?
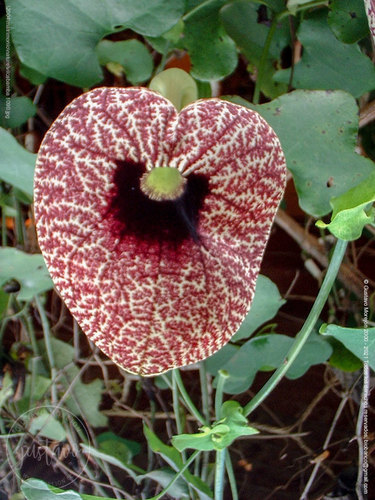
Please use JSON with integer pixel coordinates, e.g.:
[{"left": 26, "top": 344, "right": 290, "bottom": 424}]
[
  {"left": 35, "top": 294, "right": 57, "bottom": 403},
  {"left": 173, "top": 369, "right": 207, "bottom": 425},
  {"left": 215, "top": 369, "right": 229, "bottom": 419},
  {"left": 172, "top": 370, "right": 183, "bottom": 436},
  {"left": 147, "top": 450, "right": 201, "bottom": 500},
  {"left": 252, "top": 0, "right": 329, "bottom": 105},
  {"left": 199, "top": 362, "right": 211, "bottom": 424},
  {"left": 253, "top": 15, "right": 279, "bottom": 105},
  {"left": 172, "top": 368, "right": 191, "bottom": 494},
  {"left": 244, "top": 238, "right": 348, "bottom": 417},
  {"left": 225, "top": 451, "right": 239, "bottom": 500},
  {"left": 214, "top": 448, "right": 227, "bottom": 500},
  {"left": 199, "top": 363, "right": 211, "bottom": 481},
  {"left": 214, "top": 370, "right": 229, "bottom": 499}
]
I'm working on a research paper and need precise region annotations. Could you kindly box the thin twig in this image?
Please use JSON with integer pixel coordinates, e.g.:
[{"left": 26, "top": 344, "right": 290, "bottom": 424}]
[{"left": 300, "top": 382, "right": 356, "bottom": 499}]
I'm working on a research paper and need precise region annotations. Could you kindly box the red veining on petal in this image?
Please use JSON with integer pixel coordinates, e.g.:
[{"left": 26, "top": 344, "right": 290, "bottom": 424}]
[
  {"left": 364, "top": 0, "right": 375, "bottom": 42},
  {"left": 34, "top": 87, "right": 286, "bottom": 376}
]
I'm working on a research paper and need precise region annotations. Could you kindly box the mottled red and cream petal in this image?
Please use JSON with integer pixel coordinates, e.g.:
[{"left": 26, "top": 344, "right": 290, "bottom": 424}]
[
  {"left": 34, "top": 87, "right": 286, "bottom": 376},
  {"left": 364, "top": 0, "right": 375, "bottom": 42}
]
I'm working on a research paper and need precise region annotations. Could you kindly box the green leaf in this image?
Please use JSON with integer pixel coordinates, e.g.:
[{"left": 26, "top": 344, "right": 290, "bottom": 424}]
[
  {"left": 320, "top": 324, "right": 375, "bottom": 370},
  {"left": 0, "top": 248, "right": 53, "bottom": 301},
  {"left": 0, "top": 95, "right": 37, "bottom": 129},
  {"left": 96, "top": 432, "right": 141, "bottom": 463},
  {"left": 144, "top": 425, "right": 213, "bottom": 498},
  {"left": 233, "top": 275, "right": 285, "bottom": 341},
  {"left": 17, "top": 374, "right": 51, "bottom": 410},
  {"left": 21, "top": 478, "right": 116, "bottom": 500},
  {"left": 220, "top": 400, "right": 259, "bottom": 438},
  {"left": 0, "top": 190, "right": 17, "bottom": 216},
  {"left": 207, "top": 333, "right": 332, "bottom": 394},
  {"left": 144, "top": 424, "right": 183, "bottom": 467},
  {"left": 229, "top": 90, "right": 375, "bottom": 217},
  {"left": 172, "top": 401, "right": 258, "bottom": 452},
  {"left": 286, "top": 334, "right": 333, "bottom": 379},
  {"left": 96, "top": 39, "right": 153, "bottom": 84},
  {"left": 287, "top": 0, "right": 314, "bottom": 14},
  {"left": 274, "top": 11, "right": 375, "bottom": 98},
  {"left": 184, "top": 0, "right": 237, "bottom": 81},
  {"left": 6, "top": 0, "right": 184, "bottom": 87},
  {"left": 138, "top": 468, "right": 189, "bottom": 498},
  {"left": 38, "top": 337, "right": 107, "bottom": 427},
  {"left": 221, "top": 1, "right": 290, "bottom": 62},
  {"left": 146, "top": 19, "right": 185, "bottom": 54},
  {"left": 172, "top": 423, "right": 231, "bottom": 452},
  {"left": 149, "top": 68, "right": 198, "bottom": 111},
  {"left": 28, "top": 412, "right": 67, "bottom": 441},
  {"left": 220, "top": 0, "right": 290, "bottom": 98},
  {"left": 316, "top": 170, "right": 375, "bottom": 240},
  {"left": 19, "top": 64, "right": 48, "bottom": 85},
  {"left": 80, "top": 443, "right": 140, "bottom": 481},
  {"left": 21, "top": 479, "right": 82, "bottom": 500},
  {"left": 327, "top": 337, "right": 363, "bottom": 372},
  {"left": 204, "top": 343, "right": 239, "bottom": 377},
  {"left": 67, "top": 378, "right": 106, "bottom": 427},
  {"left": 186, "top": 0, "right": 207, "bottom": 9},
  {"left": 0, "top": 127, "right": 36, "bottom": 197},
  {"left": 328, "top": 0, "right": 369, "bottom": 43}
]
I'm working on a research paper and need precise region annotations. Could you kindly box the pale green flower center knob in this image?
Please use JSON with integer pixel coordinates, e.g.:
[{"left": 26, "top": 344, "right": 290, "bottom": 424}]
[{"left": 140, "top": 167, "right": 187, "bottom": 201}]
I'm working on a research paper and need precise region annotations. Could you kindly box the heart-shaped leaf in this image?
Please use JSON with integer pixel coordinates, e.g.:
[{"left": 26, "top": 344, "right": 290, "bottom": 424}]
[
  {"left": 95, "top": 40, "right": 153, "bottom": 84},
  {"left": 0, "top": 127, "right": 36, "bottom": 198},
  {"left": 6, "top": 0, "right": 184, "bottom": 87},
  {"left": 320, "top": 323, "right": 375, "bottom": 370},
  {"left": 183, "top": 0, "right": 238, "bottom": 81},
  {"left": 328, "top": 0, "right": 369, "bottom": 43},
  {"left": 0, "top": 247, "right": 53, "bottom": 301},
  {"left": 274, "top": 10, "right": 375, "bottom": 98},
  {"left": 316, "top": 170, "right": 375, "bottom": 240},
  {"left": 34, "top": 87, "right": 286, "bottom": 376}
]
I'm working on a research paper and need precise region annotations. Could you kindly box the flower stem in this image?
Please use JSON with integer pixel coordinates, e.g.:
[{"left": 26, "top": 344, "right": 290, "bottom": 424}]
[
  {"left": 214, "top": 370, "right": 229, "bottom": 500},
  {"left": 215, "top": 370, "right": 229, "bottom": 419},
  {"left": 199, "top": 363, "right": 211, "bottom": 481},
  {"left": 199, "top": 362, "right": 211, "bottom": 424},
  {"left": 172, "top": 369, "right": 189, "bottom": 479},
  {"left": 35, "top": 294, "right": 57, "bottom": 403},
  {"left": 214, "top": 448, "right": 227, "bottom": 500},
  {"left": 244, "top": 238, "right": 348, "bottom": 417},
  {"left": 147, "top": 450, "right": 201, "bottom": 500},
  {"left": 172, "top": 370, "right": 183, "bottom": 436},
  {"left": 173, "top": 369, "right": 207, "bottom": 425},
  {"left": 225, "top": 451, "right": 239, "bottom": 500}
]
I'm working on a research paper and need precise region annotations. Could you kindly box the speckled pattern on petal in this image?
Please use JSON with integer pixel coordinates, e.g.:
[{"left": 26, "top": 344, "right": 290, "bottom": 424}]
[
  {"left": 34, "top": 87, "right": 286, "bottom": 376},
  {"left": 364, "top": 0, "right": 375, "bottom": 41}
]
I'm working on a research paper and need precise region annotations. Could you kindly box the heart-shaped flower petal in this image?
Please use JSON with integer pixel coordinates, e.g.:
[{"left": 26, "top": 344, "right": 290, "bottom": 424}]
[
  {"left": 34, "top": 87, "right": 286, "bottom": 376},
  {"left": 364, "top": 0, "right": 375, "bottom": 42}
]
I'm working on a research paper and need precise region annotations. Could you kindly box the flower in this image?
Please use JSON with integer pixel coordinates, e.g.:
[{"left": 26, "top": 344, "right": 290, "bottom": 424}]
[
  {"left": 364, "top": 0, "right": 375, "bottom": 42},
  {"left": 34, "top": 87, "right": 286, "bottom": 376}
]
